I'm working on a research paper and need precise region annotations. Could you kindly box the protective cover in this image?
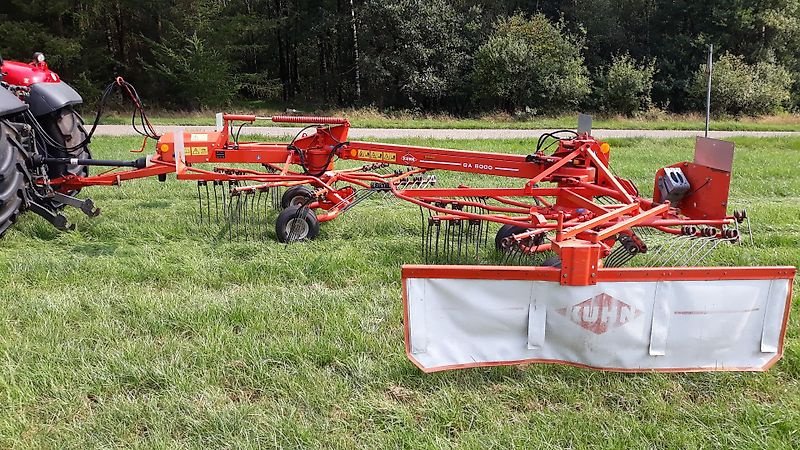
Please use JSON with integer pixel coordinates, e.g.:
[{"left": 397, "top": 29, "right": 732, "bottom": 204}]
[
  {"left": 27, "top": 81, "right": 82, "bottom": 117},
  {"left": 0, "top": 88, "right": 28, "bottom": 117},
  {"left": 402, "top": 266, "right": 795, "bottom": 373}
]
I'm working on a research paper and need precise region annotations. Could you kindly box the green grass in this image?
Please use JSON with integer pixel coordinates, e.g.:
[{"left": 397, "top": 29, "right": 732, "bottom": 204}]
[
  {"left": 100, "top": 109, "right": 800, "bottom": 132},
  {"left": 0, "top": 136, "right": 798, "bottom": 448}
]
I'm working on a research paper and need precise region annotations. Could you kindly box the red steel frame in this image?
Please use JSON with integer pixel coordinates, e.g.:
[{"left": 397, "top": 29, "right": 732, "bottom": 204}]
[{"left": 49, "top": 114, "right": 759, "bottom": 286}]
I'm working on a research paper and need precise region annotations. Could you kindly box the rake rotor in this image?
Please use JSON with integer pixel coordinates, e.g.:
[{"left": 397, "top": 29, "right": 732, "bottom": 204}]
[{"left": 49, "top": 113, "right": 753, "bottom": 274}]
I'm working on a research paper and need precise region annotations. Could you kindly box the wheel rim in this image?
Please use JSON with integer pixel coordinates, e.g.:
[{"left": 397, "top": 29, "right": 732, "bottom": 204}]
[
  {"left": 284, "top": 217, "right": 310, "bottom": 241},
  {"left": 290, "top": 195, "right": 308, "bottom": 207}
]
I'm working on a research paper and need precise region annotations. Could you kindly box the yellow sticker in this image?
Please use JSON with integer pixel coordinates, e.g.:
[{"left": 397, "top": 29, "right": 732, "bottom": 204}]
[
  {"left": 186, "top": 146, "right": 208, "bottom": 156},
  {"left": 356, "top": 149, "right": 396, "bottom": 162}
]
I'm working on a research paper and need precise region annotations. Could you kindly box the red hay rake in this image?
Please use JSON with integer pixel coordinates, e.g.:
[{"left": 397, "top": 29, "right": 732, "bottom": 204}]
[{"left": 47, "top": 114, "right": 795, "bottom": 373}]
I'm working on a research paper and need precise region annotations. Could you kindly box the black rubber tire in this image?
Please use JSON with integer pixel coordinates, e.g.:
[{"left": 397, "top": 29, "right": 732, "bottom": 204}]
[
  {"left": 275, "top": 205, "right": 320, "bottom": 243},
  {"left": 0, "top": 120, "right": 29, "bottom": 237},
  {"left": 39, "top": 106, "right": 91, "bottom": 180},
  {"left": 494, "top": 223, "right": 529, "bottom": 251},
  {"left": 280, "top": 186, "right": 314, "bottom": 209},
  {"left": 540, "top": 256, "right": 562, "bottom": 268}
]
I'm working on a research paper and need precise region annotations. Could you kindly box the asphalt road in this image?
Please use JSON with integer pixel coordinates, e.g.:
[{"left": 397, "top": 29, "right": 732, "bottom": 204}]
[{"left": 94, "top": 124, "right": 800, "bottom": 139}]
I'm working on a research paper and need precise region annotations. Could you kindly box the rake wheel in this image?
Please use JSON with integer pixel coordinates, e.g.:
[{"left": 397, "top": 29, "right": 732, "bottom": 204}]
[
  {"left": 276, "top": 205, "right": 320, "bottom": 243},
  {"left": 540, "top": 256, "right": 562, "bottom": 268},
  {"left": 495, "top": 224, "right": 529, "bottom": 252},
  {"left": 281, "top": 185, "right": 314, "bottom": 209},
  {"left": 0, "top": 120, "right": 29, "bottom": 237}
]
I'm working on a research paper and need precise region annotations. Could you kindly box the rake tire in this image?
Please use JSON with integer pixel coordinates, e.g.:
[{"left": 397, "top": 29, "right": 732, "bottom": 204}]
[
  {"left": 275, "top": 205, "right": 320, "bottom": 243},
  {"left": 0, "top": 120, "right": 29, "bottom": 237},
  {"left": 280, "top": 186, "right": 314, "bottom": 209},
  {"left": 495, "top": 224, "right": 529, "bottom": 252},
  {"left": 540, "top": 256, "right": 562, "bottom": 268}
]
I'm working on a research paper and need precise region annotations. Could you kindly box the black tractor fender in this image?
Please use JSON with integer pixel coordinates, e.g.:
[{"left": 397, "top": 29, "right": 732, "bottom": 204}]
[
  {"left": 0, "top": 87, "right": 28, "bottom": 118},
  {"left": 27, "top": 81, "right": 82, "bottom": 117}
]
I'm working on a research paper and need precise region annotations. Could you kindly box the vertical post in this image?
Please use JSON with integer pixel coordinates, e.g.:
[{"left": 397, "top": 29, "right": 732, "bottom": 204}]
[{"left": 705, "top": 44, "right": 713, "bottom": 138}]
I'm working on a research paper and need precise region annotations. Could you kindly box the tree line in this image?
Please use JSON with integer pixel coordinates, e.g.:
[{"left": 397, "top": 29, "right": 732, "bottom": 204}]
[{"left": 1, "top": 0, "right": 798, "bottom": 117}]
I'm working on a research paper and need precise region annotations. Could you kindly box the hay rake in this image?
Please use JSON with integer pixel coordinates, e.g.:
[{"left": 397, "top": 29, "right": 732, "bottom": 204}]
[{"left": 43, "top": 113, "right": 794, "bottom": 373}]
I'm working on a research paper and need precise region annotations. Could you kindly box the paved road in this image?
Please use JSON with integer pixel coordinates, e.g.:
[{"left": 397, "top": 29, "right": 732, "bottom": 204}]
[{"left": 94, "top": 124, "right": 800, "bottom": 139}]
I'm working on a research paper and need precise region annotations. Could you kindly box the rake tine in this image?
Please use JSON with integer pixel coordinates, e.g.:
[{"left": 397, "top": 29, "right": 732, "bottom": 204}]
[
  {"left": 653, "top": 235, "right": 692, "bottom": 266},
  {"left": 604, "top": 247, "right": 623, "bottom": 268},
  {"left": 247, "top": 192, "right": 256, "bottom": 240},
  {"left": 234, "top": 194, "right": 243, "bottom": 240},
  {"left": 474, "top": 220, "right": 482, "bottom": 261},
  {"left": 502, "top": 244, "right": 514, "bottom": 265},
  {"left": 427, "top": 215, "right": 436, "bottom": 264},
  {"left": 682, "top": 238, "right": 711, "bottom": 266},
  {"left": 434, "top": 219, "right": 441, "bottom": 262},
  {"left": 466, "top": 220, "right": 476, "bottom": 260},
  {"left": 672, "top": 235, "right": 711, "bottom": 267},
  {"left": 419, "top": 206, "right": 427, "bottom": 263},
  {"left": 691, "top": 239, "right": 722, "bottom": 266},
  {"left": 251, "top": 191, "right": 258, "bottom": 239},
  {"left": 226, "top": 194, "right": 234, "bottom": 241},
  {"left": 455, "top": 220, "right": 463, "bottom": 263},
  {"left": 204, "top": 181, "right": 211, "bottom": 223},
  {"left": 236, "top": 192, "right": 247, "bottom": 241},
  {"left": 213, "top": 181, "right": 220, "bottom": 223},
  {"left": 197, "top": 182, "right": 203, "bottom": 223},
  {"left": 442, "top": 219, "right": 451, "bottom": 263},
  {"left": 256, "top": 190, "right": 264, "bottom": 238}
]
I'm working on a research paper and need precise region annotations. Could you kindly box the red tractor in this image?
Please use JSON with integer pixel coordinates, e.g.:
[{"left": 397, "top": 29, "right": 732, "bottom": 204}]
[{"left": 0, "top": 52, "right": 93, "bottom": 235}]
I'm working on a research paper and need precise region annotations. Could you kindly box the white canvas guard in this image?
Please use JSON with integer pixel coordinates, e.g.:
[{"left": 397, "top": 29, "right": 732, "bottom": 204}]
[{"left": 403, "top": 271, "right": 794, "bottom": 372}]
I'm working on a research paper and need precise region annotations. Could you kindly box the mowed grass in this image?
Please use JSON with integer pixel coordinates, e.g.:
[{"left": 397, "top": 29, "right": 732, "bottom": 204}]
[
  {"left": 0, "top": 135, "right": 798, "bottom": 448},
  {"left": 100, "top": 110, "right": 800, "bottom": 132}
]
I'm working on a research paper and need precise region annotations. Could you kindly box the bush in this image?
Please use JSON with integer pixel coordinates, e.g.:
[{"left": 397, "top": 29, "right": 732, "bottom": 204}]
[
  {"left": 597, "top": 54, "right": 655, "bottom": 116},
  {"left": 359, "top": 0, "right": 483, "bottom": 111},
  {"left": 689, "top": 53, "right": 793, "bottom": 116},
  {"left": 472, "top": 14, "right": 591, "bottom": 113},
  {"left": 145, "top": 33, "right": 236, "bottom": 109}
]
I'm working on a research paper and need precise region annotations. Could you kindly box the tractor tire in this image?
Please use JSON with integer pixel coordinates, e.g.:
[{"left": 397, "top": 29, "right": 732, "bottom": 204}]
[
  {"left": 0, "top": 120, "right": 29, "bottom": 237},
  {"left": 39, "top": 106, "right": 91, "bottom": 181}
]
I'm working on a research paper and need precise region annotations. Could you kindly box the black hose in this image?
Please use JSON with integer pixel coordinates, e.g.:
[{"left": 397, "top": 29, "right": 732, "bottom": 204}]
[{"left": 24, "top": 78, "right": 160, "bottom": 153}]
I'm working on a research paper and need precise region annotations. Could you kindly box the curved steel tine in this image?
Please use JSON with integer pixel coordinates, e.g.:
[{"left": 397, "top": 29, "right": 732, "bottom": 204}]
[
  {"left": 212, "top": 181, "right": 220, "bottom": 223},
  {"left": 672, "top": 236, "right": 710, "bottom": 267},
  {"left": 653, "top": 235, "right": 692, "bottom": 266},
  {"left": 197, "top": 182, "right": 204, "bottom": 224},
  {"left": 434, "top": 219, "right": 441, "bottom": 262}
]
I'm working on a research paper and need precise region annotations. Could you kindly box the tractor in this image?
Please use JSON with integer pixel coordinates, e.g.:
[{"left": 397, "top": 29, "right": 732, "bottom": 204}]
[{"left": 0, "top": 52, "right": 93, "bottom": 234}]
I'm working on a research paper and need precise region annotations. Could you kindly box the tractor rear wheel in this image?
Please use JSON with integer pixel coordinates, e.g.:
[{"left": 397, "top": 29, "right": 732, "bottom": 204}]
[
  {"left": 0, "top": 120, "right": 29, "bottom": 237},
  {"left": 40, "top": 106, "right": 91, "bottom": 181}
]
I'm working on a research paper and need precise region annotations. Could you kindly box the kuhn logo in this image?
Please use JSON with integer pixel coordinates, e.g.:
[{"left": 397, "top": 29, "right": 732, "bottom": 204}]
[
  {"left": 401, "top": 153, "right": 417, "bottom": 164},
  {"left": 557, "top": 293, "right": 642, "bottom": 334}
]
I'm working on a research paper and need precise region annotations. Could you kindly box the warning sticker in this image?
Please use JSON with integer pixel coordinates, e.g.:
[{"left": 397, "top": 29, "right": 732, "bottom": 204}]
[
  {"left": 186, "top": 146, "right": 208, "bottom": 156},
  {"left": 357, "top": 149, "right": 397, "bottom": 162}
]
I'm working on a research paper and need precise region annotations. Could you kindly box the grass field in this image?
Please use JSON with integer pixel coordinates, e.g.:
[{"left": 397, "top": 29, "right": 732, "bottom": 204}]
[
  {"left": 0, "top": 136, "right": 798, "bottom": 448},
  {"left": 101, "top": 109, "right": 800, "bottom": 132}
]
